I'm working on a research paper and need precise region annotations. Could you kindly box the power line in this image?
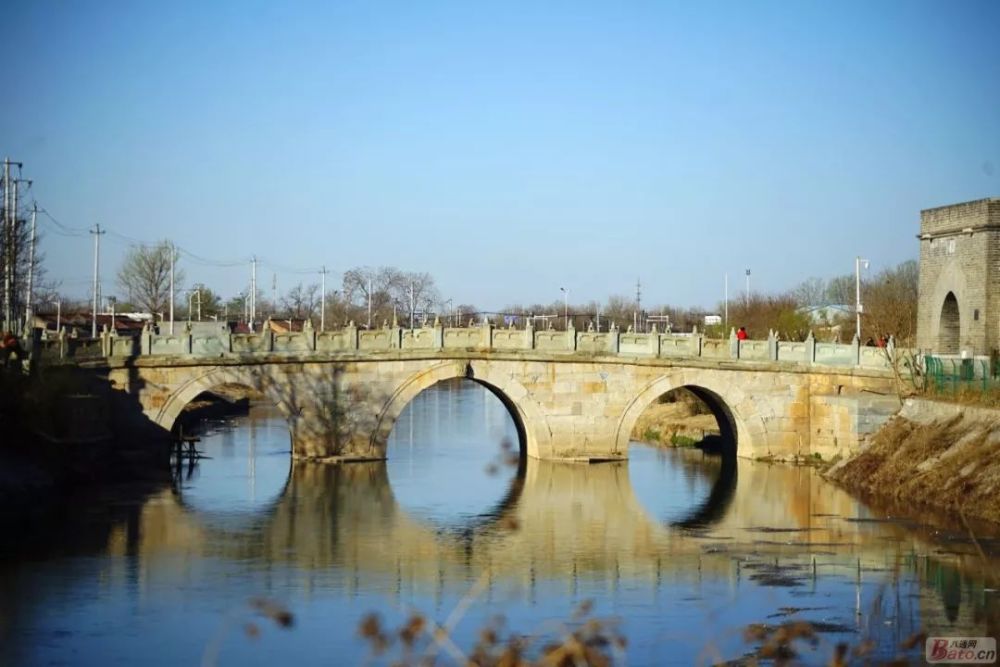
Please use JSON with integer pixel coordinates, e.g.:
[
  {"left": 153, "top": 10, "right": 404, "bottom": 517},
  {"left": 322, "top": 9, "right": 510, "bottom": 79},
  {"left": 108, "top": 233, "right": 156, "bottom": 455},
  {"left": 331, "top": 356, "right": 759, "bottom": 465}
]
[
  {"left": 38, "top": 208, "right": 88, "bottom": 236},
  {"left": 34, "top": 206, "right": 336, "bottom": 290}
]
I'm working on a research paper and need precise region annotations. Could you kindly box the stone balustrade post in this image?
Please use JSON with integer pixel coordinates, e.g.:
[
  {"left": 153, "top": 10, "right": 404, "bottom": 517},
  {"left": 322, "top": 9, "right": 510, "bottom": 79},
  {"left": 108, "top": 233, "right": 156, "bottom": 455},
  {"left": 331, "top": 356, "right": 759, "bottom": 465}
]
[
  {"left": 183, "top": 322, "right": 193, "bottom": 354},
  {"left": 101, "top": 325, "right": 112, "bottom": 357},
  {"left": 389, "top": 315, "right": 401, "bottom": 349},
  {"left": 768, "top": 329, "right": 778, "bottom": 361},
  {"left": 58, "top": 326, "right": 67, "bottom": 359},
  {"left": 303, "top": 319, "right": 316, "bottom": 351},
  {"left": 432, "top": 316, "right": 444, "bottom": 349},
  {"left": 525, "top": 318, "right": 535, "bottom": 350},
  {"left": 851, "top": 333, "right": 860, "bottom": 366},
  {"left": 691, "top": 326, "right": 703, "bottom": 357},
  {"left": 649, "top": 324, "right": 660, "bottom": 356},
  {"left": 482, "top": 316, "right": 493, "bottom": 350},
  {"left": 346, "top": 321, "right": 359, "bottom": 350},
  {"left": 730, "top": 327, "right": 740, "bottom": 359},
  {"left": 265, "top": 322, "right": 274, "bottom": 353},
  {"left": 608, "top": 323, "right": 619, "bottom": 354},
  {"left": 567, "top": 320, "right": 576, "bottom": 351},
  {"left": 805, "top": 331, "right": 816, "bottom": 364},
  {"left": 886, "top": 336, "right": 895, "bottom": 367},
  {"left": 142, "top": 324, "right": 152, "bottom": 356}
]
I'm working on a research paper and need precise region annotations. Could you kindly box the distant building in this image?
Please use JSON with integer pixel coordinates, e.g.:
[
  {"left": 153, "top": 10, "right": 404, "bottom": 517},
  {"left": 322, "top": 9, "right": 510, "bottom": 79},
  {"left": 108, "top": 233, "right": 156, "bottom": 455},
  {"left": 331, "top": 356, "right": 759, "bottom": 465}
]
[{"left": 703, "top": 315, "right": 722, "bottom": 326}]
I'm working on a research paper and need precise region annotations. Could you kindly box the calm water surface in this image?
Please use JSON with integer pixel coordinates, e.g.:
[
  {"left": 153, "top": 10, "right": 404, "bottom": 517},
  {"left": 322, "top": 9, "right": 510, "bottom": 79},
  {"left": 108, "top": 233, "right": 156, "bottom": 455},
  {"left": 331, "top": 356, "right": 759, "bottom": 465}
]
[{"left": 1, "top": 379, "right": 997, "bottom": 666}]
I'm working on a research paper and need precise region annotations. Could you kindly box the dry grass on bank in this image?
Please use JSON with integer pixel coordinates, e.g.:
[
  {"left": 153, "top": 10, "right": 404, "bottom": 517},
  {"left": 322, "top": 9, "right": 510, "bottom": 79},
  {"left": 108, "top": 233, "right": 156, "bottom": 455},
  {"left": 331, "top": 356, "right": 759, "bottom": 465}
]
[{"left": 826, "top": 407, "right": 1000, "bottom": 526}]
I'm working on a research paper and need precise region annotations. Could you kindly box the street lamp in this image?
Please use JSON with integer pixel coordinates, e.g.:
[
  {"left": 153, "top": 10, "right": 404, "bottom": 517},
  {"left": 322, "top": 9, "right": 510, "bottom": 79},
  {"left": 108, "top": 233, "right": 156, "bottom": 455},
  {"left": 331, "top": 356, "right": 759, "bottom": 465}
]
[
  {"left": 444, "top": 299, "right": 453, "bottom": 327},
  {"left": 855, "top": 257, "right": 870, "bottom": 340},
  {"left": 559, "top": 287, "right": 569, "bottom": 330}
]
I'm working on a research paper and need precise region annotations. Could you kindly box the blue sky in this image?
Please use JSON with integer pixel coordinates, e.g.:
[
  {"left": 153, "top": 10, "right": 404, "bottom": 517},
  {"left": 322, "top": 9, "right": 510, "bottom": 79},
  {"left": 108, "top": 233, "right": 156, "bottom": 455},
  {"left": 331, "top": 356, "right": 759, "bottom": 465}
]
[{"left": 4, "top": 1, "right": 999, "bottom": 310}]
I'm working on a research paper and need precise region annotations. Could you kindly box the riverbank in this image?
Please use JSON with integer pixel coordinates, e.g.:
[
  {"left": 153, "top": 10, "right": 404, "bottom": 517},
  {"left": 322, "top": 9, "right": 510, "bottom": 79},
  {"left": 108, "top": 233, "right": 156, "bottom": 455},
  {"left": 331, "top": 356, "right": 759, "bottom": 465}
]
[
  {"left": 630, "top": 392, "right": 719, "bottom": 447},
  {"left": 0, "top": 368, "right": 177, "bottom": 529},
  {"left": 824, "top": 398, "right": 1000, "bottom": 526}
]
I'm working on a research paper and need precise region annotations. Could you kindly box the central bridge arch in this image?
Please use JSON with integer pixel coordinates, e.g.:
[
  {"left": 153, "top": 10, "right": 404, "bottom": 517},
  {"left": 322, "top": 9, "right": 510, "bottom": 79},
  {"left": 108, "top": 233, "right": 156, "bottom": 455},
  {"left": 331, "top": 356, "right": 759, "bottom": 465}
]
[
  {"left": 371, "top": 360, "right": 552, "bottom": 460},
  {"left": 614, "top": 369, "right": 768, "bottom": 457}
]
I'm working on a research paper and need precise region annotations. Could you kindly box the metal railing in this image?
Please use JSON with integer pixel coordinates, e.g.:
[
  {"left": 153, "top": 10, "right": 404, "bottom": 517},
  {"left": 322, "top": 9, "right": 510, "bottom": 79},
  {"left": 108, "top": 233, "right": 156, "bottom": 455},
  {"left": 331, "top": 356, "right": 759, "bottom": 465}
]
[{"left": 923, "top": 355, "right": 999, "bottom": 394}]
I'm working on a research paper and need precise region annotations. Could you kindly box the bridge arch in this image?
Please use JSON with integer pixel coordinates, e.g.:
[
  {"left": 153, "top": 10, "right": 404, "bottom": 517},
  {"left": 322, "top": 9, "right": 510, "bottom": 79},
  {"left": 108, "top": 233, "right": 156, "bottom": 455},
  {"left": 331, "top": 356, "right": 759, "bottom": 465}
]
[
  {"left": 152, "top": 366, "right": 296, "bottom": 436},
  {"left": 371, "top": 360, "right": 551, "bottom": 460},
  {"left": 614, "top": 369, "right": 768, "bottom": 457}
]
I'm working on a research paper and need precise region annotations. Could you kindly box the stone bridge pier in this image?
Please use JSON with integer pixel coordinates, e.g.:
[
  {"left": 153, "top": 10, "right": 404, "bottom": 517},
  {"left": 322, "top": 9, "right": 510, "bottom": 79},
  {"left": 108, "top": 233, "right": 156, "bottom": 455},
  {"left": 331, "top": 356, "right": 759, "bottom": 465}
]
[{"left": 106, "top": 351, "right": 900, "bottom": 462}]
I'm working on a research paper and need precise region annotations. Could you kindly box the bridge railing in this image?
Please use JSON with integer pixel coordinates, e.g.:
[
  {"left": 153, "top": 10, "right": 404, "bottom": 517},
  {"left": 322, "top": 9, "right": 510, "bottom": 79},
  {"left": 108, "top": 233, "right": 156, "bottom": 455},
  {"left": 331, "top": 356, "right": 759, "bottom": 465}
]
[{"left": 35, "top": 321, "right": 905, "bottom": 370}]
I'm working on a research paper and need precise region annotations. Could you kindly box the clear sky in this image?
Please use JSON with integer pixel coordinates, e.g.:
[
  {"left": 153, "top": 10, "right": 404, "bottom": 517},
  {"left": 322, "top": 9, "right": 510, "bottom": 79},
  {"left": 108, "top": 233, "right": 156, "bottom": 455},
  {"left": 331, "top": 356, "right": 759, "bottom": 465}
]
[{"left": 4, "top": 1, "right": 999, "bottom": 311}]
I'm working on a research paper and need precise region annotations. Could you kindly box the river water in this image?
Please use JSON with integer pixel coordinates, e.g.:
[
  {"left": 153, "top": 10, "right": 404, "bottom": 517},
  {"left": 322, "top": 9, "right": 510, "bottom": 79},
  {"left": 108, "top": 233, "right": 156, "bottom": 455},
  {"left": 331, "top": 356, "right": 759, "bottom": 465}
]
[{"left": 1, "top": 379, "right": 997, "bottom": 665}]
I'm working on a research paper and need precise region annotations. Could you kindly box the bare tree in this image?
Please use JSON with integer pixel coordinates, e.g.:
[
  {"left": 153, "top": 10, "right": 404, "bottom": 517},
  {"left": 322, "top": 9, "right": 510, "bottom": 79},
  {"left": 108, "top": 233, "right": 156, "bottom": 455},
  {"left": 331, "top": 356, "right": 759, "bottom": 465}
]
[
  {"left": 1, "top": 208, "right": 53, "bottom": 328},
  {"left": 863, "top": 260, "right": 919, "bottom": 345},
  {"left": 825, "top": 274, "right": 855, "bottom": 306},
  {"left": 280, "top": 282, "right": 321, "bottom": 320},
  {"left": 791, "top": 277, "right": 828, "bottom": 307},
  {"left": 603, "top": 294, "right": 637, "bottom": 330},
  {"left": 342, "top": 266, "right": 440, "bottom": 327},
  {"left": 117, "top": 241, "right": 183, "bottom": 317},
  {"left": 723, "top": 293, "right": 812, "bottom": 341}
]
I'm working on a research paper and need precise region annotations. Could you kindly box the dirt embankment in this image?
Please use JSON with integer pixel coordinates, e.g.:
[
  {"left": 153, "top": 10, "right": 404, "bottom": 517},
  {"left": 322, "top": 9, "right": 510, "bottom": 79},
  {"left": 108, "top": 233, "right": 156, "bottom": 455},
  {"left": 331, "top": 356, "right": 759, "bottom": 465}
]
[
  {"left": 824, "top": 399, "right": 1000, "bottom": 526},
  {"left": 631, "top": 389, "right": 720, "bottom": 446}
]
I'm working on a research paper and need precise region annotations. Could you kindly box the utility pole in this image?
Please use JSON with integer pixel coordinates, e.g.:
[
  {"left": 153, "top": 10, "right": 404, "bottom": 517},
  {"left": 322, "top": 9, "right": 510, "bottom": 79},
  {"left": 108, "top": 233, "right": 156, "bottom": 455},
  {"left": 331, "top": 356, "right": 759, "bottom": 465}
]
[
  {"left": 168, "top": 242, "right": 175, "bottom": 334},
  {"left": 724, "top": 273, "right": 729, "bottom": 332},
  {"left": 634, "top": 278, "right": 641, "bottom": 332},
  {"left": 250, "top": 256, "right": 257, "bottom": 331},
  {"left": 560, "top": 287, "right": 568, "bottom": 330},
  {"left": 745, "top": 268, "right": 751, "bottom": 307},
  {"left": 367, "top": 276, "right": 372, "bottom": 329},
  {"left": 855, "top": 256, "right": 869, "bottom": 340},
  {"left": 24, "top": 203, "right": 37, "bottom": 332},
  {"left": 271, "top": 273, "right": 277, "bottom": 318},
  {"left": 8, "top": 174, "right": 30, "bottom": 334},
  {"left": 90, "top": 224, "right": 105, "bottom": 338},
  {"left": 409, "top": 282, "right": 415, "bottom": 329},
  {"left": 2, "top": 159, "right": 11, "bottom": 334},
  {"left": 2, "top": 159, "right": 24, "bottom": 334},
  {"left": 319, "top": 266, "right": 328, "bottom": 332}
]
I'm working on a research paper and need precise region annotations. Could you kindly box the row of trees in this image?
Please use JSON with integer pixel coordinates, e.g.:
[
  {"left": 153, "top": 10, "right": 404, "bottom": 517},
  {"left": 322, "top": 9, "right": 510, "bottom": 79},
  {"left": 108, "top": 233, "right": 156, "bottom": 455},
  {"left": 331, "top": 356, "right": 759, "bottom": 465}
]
[
  {"left": 89, "top": 241, "right": 920, "bottom": 344},
  {"left": 788, "top": 260, "right": 919, "bottom": 344}
]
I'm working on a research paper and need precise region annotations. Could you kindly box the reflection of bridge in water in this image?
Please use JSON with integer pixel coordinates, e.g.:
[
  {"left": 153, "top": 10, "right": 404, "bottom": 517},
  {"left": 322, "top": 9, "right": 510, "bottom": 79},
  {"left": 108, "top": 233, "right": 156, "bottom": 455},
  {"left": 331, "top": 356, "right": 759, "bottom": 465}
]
[{"left": 106, "top": 454, "right": 994, "bottom": 598}]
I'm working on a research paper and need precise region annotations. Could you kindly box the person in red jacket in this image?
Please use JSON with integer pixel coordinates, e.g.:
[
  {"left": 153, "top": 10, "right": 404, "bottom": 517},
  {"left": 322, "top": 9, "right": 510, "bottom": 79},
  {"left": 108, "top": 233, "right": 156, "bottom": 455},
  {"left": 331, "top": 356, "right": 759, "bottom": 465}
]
[
  {"left": 736, "top": 326, "right": 748, "bottom": 341},
  {"left": 1, "top": 331, "right": 21, "bottom": 368}
]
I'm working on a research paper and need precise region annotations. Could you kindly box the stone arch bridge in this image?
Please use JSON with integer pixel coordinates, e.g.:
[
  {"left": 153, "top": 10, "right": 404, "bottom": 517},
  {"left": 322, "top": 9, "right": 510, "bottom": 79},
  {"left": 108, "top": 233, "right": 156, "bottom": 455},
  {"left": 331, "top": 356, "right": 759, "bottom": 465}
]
[{"left": 92, "top": 331, "right": 901, "bottom": 461}]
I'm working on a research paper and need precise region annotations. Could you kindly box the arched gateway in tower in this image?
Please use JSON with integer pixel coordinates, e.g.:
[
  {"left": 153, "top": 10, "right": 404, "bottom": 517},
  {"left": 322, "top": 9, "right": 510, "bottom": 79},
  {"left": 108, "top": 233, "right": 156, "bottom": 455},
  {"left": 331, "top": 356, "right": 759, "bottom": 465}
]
[{"left": 916, "top": 198, "right": 1000, "bottom": 357}]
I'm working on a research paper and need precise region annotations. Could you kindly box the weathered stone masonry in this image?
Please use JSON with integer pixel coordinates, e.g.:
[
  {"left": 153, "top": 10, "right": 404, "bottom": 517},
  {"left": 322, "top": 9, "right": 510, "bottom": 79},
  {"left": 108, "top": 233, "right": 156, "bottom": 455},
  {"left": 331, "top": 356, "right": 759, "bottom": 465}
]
[{"left": 916, "top": 197, "right": 1000, "bottom": 356}]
